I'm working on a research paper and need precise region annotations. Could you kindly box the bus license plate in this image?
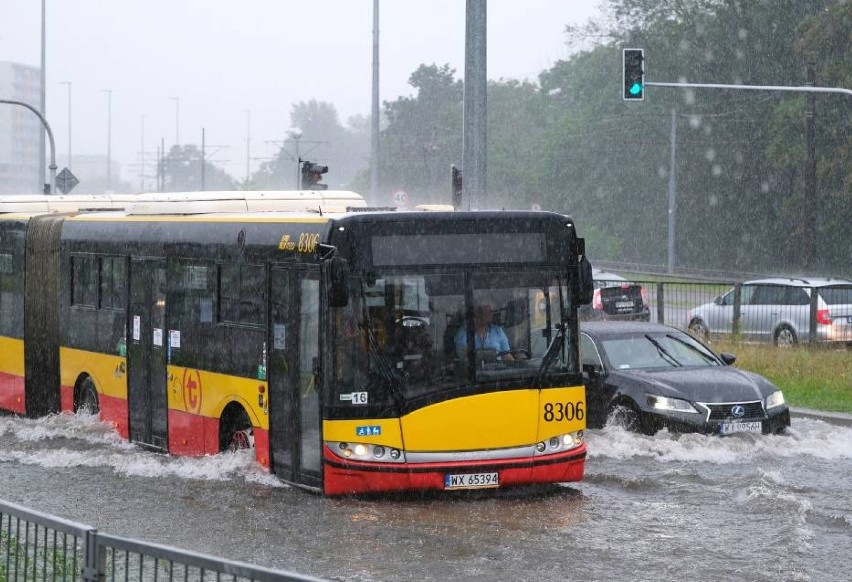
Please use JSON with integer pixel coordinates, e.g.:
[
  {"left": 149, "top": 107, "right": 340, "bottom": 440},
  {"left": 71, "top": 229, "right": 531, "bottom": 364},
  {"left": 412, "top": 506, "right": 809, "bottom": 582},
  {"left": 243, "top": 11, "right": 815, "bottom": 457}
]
[
  {"left": 444, "top": 472, "right": 499, "bottom": 490},
  {"left": 720, "top": 421, "right": 762, "bottom": 435}
]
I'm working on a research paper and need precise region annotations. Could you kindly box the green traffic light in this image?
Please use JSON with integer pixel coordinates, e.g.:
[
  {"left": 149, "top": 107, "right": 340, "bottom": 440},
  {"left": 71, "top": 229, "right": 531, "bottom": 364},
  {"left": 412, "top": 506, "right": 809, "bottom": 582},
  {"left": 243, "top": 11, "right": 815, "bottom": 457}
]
[{"left": 629, "top": 83, "right": 643, "bottom": 95}]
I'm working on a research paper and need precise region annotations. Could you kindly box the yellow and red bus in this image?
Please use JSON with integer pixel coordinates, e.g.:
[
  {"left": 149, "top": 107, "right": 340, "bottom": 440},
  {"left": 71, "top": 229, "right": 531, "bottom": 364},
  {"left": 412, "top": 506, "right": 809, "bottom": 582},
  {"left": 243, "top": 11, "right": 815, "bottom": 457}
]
[{"left": 0, "top": 192, "right": 594, "bottom": 495}]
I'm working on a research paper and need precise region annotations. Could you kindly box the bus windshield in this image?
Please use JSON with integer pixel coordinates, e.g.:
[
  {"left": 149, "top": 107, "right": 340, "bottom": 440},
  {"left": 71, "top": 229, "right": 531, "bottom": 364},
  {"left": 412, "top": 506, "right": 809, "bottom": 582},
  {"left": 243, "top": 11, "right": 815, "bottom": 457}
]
[{"left": 331, "top": 269, "right": 575, "bottom": 409}]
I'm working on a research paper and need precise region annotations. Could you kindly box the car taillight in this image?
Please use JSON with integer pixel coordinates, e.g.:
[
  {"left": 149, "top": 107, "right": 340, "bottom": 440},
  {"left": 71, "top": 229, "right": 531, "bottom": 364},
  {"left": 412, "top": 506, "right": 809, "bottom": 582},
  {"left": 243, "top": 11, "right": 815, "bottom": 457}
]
[
  {"left": 816, "top": 309, "right": 832, "bottom": 325},
  {"left": 593, "top": 288, "right": 602, "bottom": 311}
]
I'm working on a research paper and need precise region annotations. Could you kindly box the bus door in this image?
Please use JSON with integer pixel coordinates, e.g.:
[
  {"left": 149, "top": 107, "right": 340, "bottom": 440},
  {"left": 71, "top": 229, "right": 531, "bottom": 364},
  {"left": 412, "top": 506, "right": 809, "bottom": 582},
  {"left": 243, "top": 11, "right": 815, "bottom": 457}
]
[
  {"left": 268, "top": 266, "right": 322, "bottom": 487},
  {"left": 127, "top": 258, "right": 169, "bottom": 451}
]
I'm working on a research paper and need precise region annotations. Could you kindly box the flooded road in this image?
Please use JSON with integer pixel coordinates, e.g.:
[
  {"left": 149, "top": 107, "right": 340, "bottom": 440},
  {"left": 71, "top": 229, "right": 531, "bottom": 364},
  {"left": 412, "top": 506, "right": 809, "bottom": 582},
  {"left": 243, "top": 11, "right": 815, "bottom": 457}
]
[{"left": 1, "top": 413, "right": 850, "bottom": 581}]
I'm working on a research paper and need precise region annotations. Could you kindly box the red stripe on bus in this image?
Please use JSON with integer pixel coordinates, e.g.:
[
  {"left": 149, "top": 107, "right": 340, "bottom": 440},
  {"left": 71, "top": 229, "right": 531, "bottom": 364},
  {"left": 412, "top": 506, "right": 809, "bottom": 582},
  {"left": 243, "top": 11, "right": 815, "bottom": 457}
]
[{"left": 0, "top": 371, "right": 25, "bottom": 414}]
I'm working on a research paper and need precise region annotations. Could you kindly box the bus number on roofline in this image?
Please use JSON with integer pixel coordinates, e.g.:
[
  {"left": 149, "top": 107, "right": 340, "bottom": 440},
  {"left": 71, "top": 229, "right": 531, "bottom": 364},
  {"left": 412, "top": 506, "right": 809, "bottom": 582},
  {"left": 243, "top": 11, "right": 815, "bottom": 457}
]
[{"left": 278, "top": 233, "right": 320, "bottom": 253}]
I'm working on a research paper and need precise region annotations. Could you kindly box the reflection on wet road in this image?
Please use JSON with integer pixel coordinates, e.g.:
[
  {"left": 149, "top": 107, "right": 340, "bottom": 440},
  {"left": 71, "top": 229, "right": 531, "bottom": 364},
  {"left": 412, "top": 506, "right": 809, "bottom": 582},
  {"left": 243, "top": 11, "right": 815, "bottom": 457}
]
[{"left": 1, "top": 413, "right": 850, "bottom": 581}]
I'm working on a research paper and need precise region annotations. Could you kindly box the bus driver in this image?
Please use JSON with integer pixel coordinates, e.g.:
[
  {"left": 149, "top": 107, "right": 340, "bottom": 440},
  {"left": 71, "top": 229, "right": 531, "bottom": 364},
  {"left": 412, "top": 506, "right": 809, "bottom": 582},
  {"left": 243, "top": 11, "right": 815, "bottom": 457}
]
[{"left": 455, "top": 301, "right": 515, "bottom": 362}]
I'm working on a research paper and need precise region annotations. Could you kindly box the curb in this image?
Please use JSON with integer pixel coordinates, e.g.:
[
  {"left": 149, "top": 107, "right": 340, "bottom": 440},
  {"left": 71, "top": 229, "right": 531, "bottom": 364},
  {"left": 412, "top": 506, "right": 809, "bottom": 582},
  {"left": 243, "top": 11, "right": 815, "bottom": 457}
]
[{"left": 790, "top": 407, "right": 852, "bottom": 427}]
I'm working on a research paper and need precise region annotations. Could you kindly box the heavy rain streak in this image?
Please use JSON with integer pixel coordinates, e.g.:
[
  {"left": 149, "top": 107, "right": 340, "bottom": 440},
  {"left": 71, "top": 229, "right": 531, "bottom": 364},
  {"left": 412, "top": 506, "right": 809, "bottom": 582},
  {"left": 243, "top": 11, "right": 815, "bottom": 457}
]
[
  {"left": 1, "top": 1, "right": 851, "bottom": 581},
  {"left": 1, "top": 412, "right": 850, "bottom": 581}
]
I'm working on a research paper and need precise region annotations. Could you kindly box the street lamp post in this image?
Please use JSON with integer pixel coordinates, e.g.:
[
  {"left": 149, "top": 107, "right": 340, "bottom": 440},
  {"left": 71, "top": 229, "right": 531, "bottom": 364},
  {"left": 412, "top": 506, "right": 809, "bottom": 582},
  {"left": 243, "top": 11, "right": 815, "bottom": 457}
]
[
  {"left": 60, "top": 81, "right": 71, "bottom": 171},
  {"left": 40, "top": 0, "right": 47, "bottom": 193},
  {"left": 170, "top": 96, "right": 180, "bottom": 147},
  {"left": 243, "top": 109, "right": 251, "bottom": 183},
  {"left": 140, "top": 114, "right": 147, "bottom": 191},
  {"left": 102, "top": 89, "right": 113, "bottom": 191},
  {"left": 0, "top": 99, "right": 57, "bottom": 193}
]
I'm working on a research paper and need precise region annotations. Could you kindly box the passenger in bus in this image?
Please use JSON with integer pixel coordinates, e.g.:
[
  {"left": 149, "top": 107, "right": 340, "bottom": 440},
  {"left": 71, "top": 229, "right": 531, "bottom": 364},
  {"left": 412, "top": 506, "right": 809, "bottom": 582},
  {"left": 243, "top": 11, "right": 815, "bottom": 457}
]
[{"left": 455, "top": 301, "right": 515, "bottom": 362}]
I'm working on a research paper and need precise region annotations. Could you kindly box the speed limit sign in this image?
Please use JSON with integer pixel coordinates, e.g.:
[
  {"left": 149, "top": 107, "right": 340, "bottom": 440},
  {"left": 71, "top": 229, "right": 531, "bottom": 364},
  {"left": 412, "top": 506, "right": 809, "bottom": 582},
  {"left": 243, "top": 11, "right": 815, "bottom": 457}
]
[{"left": 392, "top": 190, "right": 409, "bottom": 207}]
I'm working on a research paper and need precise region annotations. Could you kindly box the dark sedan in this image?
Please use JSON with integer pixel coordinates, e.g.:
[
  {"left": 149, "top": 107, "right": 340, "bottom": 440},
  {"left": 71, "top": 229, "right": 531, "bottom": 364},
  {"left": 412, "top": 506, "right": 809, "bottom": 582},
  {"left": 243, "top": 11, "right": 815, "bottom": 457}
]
[{"left": 580, "top": 322, "right": 790, "bottom": 435}]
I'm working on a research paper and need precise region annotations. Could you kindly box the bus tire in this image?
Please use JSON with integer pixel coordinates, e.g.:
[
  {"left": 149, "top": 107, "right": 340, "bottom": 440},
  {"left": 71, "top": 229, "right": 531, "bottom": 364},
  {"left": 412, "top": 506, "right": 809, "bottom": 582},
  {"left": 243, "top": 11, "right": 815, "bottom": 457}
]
[
  {"left": 219, "top": 404, "right": 254, "bottom": 453},
  {"left": 76, "top": 377, "right": 100, "bottom": 415}
]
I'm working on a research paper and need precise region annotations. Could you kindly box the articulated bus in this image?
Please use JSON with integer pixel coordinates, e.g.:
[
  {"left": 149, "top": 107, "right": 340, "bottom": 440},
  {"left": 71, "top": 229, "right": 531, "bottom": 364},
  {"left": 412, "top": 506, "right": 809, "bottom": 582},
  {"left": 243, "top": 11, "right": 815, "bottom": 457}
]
[{"left": 0, "top": 192, "right": 594, "bottom": 495}]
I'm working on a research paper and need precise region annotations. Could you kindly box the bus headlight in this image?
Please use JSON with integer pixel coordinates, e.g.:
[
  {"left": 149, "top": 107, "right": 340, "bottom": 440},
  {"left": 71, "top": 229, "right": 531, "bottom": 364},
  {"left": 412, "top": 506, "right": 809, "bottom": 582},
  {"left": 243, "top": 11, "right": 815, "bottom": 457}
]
[
  {"left": 534, "top": 432, "right": 583, "bottom": 456},
  {"left": 327, "top": 441, "right": 406, "bottom": 463}
]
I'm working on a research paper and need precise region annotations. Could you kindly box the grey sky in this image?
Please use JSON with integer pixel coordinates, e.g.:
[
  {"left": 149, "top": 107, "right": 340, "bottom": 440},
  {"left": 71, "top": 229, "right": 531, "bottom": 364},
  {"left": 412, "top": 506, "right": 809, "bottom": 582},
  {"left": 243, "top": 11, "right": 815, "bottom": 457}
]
[{"left": 0, "top": 0, "right": 600, "bottom": 186}]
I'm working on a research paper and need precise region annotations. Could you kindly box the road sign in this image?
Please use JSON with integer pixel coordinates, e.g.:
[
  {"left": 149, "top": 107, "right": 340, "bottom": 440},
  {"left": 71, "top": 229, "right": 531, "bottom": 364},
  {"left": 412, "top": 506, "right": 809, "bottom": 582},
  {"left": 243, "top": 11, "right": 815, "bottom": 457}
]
[
  {"left": 391, "top": 190, "right": 409, "bottom": 207},
  {"left": 56, "top": 167, "right": 79, "bottom": 194}
]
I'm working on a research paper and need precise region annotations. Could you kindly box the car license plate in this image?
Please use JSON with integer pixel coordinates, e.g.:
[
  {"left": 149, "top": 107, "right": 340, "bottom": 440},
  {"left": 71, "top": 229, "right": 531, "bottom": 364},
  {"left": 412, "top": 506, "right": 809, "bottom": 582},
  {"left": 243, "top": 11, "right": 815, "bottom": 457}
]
[
  {"left": 719, "top": 421, "right": 762, "bottom": 435},
  {"left": 615, "top": 301, "right": 633, "bottom": 309},
  {"left": 444, "top": 472, "right": 499, "bottom": 490}
]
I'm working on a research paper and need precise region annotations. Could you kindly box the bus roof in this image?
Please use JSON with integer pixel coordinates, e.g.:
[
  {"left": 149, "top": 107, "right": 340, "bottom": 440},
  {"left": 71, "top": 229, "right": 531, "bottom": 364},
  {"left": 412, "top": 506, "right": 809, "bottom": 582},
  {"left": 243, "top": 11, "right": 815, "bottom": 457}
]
[{"left": 0, "top": 190, "right": 367, "bottom": 215}]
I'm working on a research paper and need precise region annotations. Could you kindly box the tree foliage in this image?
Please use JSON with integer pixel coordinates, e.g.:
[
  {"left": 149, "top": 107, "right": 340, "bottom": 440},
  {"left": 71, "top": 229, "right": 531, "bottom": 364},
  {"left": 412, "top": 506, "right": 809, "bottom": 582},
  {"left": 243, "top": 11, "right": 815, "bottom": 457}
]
[
  {"left": 162, "top": 145, "right": 235, "bottom": 192},
  {"left": 373, "top": 0, "right": 850, "bottom": 276}
]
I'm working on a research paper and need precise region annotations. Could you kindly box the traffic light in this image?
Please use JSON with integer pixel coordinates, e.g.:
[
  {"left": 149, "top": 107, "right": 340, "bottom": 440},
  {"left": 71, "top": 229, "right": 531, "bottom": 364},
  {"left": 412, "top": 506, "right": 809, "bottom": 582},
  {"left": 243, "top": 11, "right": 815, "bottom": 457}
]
[
  {"left": 451, "top": 164, "right": 462, "bottom": 208},
  {"left": 300, "top": 159, "right": 329, "bottom": 190},
  {"left": 623, "top": 48, "right": 645, "bottom": 101}
]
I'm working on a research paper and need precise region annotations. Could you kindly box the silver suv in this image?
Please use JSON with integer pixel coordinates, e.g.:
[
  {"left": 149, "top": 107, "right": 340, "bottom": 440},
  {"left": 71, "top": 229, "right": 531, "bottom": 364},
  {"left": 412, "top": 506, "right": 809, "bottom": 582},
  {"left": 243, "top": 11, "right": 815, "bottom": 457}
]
[{"left": 687, "top": 277, "right": 852, "bottom": 347}]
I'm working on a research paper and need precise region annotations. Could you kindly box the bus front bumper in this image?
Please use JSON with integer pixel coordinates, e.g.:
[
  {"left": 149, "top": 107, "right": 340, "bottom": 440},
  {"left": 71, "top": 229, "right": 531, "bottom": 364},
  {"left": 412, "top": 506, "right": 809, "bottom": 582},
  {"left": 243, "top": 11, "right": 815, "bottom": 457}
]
[{"left": 321, "top": 444, "right": 587, "bottom": 496}]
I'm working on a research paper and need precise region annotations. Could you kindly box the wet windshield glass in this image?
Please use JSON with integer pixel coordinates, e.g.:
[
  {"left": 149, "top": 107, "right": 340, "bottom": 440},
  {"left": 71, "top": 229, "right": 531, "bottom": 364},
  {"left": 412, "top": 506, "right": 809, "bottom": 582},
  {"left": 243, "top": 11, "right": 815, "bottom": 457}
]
[
  {"left": 330, "top": 270, "right": 574, "bottom": 407},
  {"left": 602, "top": 333, "right": 721, "bottom": 370}
]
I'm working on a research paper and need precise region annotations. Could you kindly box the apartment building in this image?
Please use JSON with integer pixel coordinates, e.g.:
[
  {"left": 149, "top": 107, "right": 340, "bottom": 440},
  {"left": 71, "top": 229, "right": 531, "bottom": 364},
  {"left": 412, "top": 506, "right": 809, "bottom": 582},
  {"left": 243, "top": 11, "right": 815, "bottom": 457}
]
[{"left": 0, "top": 61, "right": 41, "bottom": 194}]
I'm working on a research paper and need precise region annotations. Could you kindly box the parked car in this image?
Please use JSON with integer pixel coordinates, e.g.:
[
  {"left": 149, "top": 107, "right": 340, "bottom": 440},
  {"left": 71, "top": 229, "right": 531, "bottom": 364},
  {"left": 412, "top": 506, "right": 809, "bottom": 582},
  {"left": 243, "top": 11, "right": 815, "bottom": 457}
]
[
  {"left": 580, "top": 321, "right": 790, "bottom": 435},
  {"left": 686, "top": 277, "right": 852, "bottom": 347},
  {"left": 579, "top": 268, "right": 650, "bottom": 321}
]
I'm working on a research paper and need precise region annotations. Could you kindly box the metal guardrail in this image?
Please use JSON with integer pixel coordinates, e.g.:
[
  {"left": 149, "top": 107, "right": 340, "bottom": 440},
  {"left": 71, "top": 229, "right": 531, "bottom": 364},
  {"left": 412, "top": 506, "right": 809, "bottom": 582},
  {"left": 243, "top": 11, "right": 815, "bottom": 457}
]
[
  {"left": 0, "top": 499, "right": 323, "bottom": 582},
  {"left": 608, "top": 279, "right": 851, "bottom": 346}
]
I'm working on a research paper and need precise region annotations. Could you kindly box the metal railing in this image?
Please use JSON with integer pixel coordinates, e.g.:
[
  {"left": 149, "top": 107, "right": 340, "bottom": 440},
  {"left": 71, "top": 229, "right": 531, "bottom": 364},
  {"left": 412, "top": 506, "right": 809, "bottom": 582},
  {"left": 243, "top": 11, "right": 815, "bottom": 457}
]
[{"left": 1, "top": 499, "right": 323, "bottom": 582}]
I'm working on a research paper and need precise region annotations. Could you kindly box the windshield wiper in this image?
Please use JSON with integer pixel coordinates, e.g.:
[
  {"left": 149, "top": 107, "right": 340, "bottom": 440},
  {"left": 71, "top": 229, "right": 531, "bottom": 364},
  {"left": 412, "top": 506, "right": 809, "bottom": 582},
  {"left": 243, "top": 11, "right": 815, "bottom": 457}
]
[
  {"left": 644, "top": 334, "right": 682, "bottom": 367},
  {"left": 534, "top": 280, "right": 568, "bottom": 387},
  {"left": 534, "top": 323, "right": 566, "bottom": 387},
  {"left": 359, "top": 289, "right": 405, "bottom": 407},
  {"left": 666, "top": 334, "right": 719, "bottom": 364}
]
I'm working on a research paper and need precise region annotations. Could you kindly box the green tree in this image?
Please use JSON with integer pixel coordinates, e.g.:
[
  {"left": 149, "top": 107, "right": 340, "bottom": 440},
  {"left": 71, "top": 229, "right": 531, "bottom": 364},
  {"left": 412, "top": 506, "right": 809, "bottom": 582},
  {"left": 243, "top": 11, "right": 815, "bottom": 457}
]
[
  {"left": 162, "top": 145, "right": 235, "bottom": 192},
  {"left": 251, "top": 100, "right": 368, "bottom": 191}
]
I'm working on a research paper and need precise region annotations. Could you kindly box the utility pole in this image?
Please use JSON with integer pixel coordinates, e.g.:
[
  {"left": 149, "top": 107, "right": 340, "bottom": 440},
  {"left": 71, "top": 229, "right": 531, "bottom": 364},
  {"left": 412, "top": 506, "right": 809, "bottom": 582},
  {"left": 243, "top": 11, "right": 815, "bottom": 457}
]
[
  {"left": 370, "top": 0, "right": 380, "bottom": 203},
  {"left": 60, "top": 81, "right": 71, "bottom": 171},
  {"left": 40, "top": 0, "right": 47, "bottom": 192},
  {"left": 803, "top": 62, "right": 817, "bottom": 270},
  {"left": 463, "top": 0, "right": 487, "bottom": 209},
  {"left": 102, "top": 89, "right": 113, "bottom": 192},
  {"left": 667, "top": 109, "right": 677, "bottom": 274}
]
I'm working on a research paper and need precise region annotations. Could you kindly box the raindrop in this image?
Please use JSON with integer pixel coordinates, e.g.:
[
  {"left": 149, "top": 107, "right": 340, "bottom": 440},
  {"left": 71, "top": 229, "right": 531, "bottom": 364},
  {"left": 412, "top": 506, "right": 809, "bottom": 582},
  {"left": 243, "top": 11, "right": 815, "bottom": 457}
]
[
  {"left": 705, "top": 149, "right": 717, "bottom": 162},
  {"left": 735, "top": 152, "right": 744, "bottom": 164},
  {"left": 689, "top": 115, "right": 702, "bottom": 129},
  {"left": 761, "top": 181, "right": 771, "bottom": 193},
  {"left": 657, "top": 166, "right": 667, "bottom": 178},
  {"left": 709, "top": 195, "right": 719, "bottom": 207},
  {"left": 738, "top": 29, "right": 749, "bottom": 41},
  {"left": 712, "top": 164, "right": 723, "bottom": 177}
]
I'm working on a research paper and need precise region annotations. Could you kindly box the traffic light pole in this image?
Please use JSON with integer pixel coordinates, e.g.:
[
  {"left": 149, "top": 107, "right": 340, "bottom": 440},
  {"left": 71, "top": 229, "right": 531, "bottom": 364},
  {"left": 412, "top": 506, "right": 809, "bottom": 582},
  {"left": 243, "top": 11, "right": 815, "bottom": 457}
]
[
  {"left": 0, "top": 98, "right": 57, "bottom": 194},
  {"left": 645, "top": 81, "right": 852, "bottom": 97}
]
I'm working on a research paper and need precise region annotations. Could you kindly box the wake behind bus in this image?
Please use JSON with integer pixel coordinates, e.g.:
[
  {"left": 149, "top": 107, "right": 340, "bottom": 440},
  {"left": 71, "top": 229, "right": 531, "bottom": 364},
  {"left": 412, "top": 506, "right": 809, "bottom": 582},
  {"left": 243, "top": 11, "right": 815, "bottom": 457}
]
[{"left": 0, "top": 191, "right": 594, "bottom": 495}]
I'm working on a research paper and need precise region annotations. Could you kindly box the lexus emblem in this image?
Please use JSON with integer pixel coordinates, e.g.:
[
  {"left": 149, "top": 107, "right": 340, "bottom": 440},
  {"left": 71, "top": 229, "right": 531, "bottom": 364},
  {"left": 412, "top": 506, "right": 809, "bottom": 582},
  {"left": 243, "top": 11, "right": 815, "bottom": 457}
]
[{"left": 731, "top": 405, "right": 745, "bottom": 418}]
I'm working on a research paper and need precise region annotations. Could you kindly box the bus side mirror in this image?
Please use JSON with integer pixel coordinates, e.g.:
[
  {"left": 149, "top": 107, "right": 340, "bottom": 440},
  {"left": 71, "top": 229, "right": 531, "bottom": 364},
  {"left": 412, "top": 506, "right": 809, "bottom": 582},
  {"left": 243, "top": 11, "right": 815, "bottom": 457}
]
[
  {"left": 327, "top": 256, "right": 350, "bottom": 308},
  {"left": 577, "top": 255, "right": 594, "bottom": 305}
]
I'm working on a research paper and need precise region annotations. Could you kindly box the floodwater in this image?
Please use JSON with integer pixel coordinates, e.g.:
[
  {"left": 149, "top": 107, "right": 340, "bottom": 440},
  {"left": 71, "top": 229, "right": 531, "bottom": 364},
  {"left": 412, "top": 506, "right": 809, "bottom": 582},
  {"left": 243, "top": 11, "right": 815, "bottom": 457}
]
[{"left": 1, "top": 413, "right": 850, "bottom": 582}]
